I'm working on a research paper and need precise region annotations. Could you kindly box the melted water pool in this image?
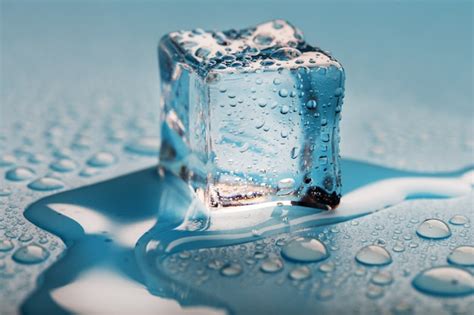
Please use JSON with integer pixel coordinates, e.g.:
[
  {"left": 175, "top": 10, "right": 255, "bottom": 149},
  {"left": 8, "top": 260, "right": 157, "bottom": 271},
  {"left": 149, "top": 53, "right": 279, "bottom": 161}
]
[{"left": 18, "top": 159, "right": 473, "bottom": 314}]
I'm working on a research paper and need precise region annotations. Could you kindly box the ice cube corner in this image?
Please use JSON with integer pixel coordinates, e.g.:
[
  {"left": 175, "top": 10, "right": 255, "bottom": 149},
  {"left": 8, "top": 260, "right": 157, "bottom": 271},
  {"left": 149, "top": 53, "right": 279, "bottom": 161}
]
[{"left": 158, "top": 20, "right": 345, "bottom": 210}]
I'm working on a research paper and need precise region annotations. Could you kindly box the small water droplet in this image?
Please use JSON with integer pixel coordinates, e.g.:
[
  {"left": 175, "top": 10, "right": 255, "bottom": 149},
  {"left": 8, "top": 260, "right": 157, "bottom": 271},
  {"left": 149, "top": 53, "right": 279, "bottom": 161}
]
[
  {"left": 280, "top": 105, "right": 289, "bottom": 114},
  {"left": 316, "top": 288, "right": 334, "bottom": 300},
  {"left": 253, "top": 33, "right": 274, "bottom": 46},
  {"left": 0, "top": 188, "right": 12, "bottom": 197},
  {"left": 12, "top": 244, "right": 49, "bottom": 264},
  {"left": 50, "top": 159, "right": 77, "bottom": 172},
  {"left": 0, "top": 239, "right": 14, "bottom": 252},
  {"left": 87, "top": 152, "right": 117, "bottom": 167},
  {"left": 257, "top": 98, "right": 267, "bottom": 107},
  {"left": 412, "top": 266, "right": 474, "bottom": 297},
  {"left": 447, "top": 246, "right": 474, "bottom": 267},
  {"left": 366, "top": 284, "right": 384, "bottom": 299},
  {"left": 271, "top": 47, "right": 302, "bottom": 61},
  {"left": 371, "top": 270, "right": 393, "bottom": 285},
  {"left": 125, "top": 137, "right": 160, "bottom": 156},
  {"left": 207, "top": 259, "right": 224, "bottom": 270},
  {"left": 278, "top": 89, "right": 288, "bottom": 98},
  {"left": 5, "top": 167, "right": 35, "bottom": 181},
  {"left": 220, "top": 263, "right": 242, "bottom": 277},
  {"left": 319, "top": 262, "right": 335, "bottom": 273},
  {"left": 306, "top": 100, "right": 317, "bottom": 109},
  {"left": 416, "top": 219, "right": 451, "bottom": 239},
  {"left": 281, "top": 237, "right": 329, "bottom": 263},
  {"left": 355, "top": 245, "right": 392, "bottom": 266},
  {"left": 260, "top": 257, "right": 284, "bottom": 273},
  {"left": 0, "top": 154, "right": 16, "bottom": 167},
  {"left": 449, "top": 215, "right": 470, "bottom": 225},
  {"left": 288, "top": 266, "right": 311, "bottom": 281},
  {"left": 28, "top": 177, "right": 64, "bottom": 191}
]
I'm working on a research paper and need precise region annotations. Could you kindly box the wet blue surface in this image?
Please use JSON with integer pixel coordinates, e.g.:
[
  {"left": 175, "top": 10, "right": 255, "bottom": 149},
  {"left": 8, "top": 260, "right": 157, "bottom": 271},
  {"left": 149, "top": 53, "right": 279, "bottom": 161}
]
[{"left": 1, "top": 1, "right": 473, "bottom": 314}]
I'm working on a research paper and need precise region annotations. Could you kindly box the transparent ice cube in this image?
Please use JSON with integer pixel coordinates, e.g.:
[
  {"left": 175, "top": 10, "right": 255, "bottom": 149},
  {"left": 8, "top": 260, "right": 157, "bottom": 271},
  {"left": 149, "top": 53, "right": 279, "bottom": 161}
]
[{"left": 158, "top": 20, "right": 345, "bottom": 210}]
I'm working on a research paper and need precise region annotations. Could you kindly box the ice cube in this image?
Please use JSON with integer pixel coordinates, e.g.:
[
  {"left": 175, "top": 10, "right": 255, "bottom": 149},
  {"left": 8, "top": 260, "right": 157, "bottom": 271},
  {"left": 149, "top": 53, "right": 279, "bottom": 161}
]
[{"left": 158, "top": 20, "right": 345, "bottom": 210}]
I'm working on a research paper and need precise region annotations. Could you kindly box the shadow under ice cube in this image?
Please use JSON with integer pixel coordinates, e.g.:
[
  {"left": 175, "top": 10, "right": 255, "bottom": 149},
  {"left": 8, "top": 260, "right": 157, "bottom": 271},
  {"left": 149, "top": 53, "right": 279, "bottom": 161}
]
[{"left": 158, "top": 20, "right": 345, "bottom": 210}]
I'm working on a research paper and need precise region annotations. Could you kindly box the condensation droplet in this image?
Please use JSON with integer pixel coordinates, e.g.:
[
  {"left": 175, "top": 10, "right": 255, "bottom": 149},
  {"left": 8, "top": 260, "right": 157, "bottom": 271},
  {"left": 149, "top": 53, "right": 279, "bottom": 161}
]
[
  {"left": 281, "top": 237, "right": 329, "bottom": 263},
  {"left": 416, "top": 219, "right": 451, "bottom": 240},
  {"left": 12, "top": 244, "right": 49, "bottom": 264},
  {"left": 355, "top": 245, "right": 392, "bottom": 266}
]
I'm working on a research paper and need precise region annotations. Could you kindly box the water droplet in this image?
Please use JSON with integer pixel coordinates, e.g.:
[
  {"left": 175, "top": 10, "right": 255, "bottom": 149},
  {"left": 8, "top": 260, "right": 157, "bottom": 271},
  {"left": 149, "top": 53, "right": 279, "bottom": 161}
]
[
  {"left": 288, "top": 266, "right": 311, "bottom": 281},
  {"left": 207, "top": 259, "right": 224, "bottom": 270},
  {"left": 277, "top": 178, "right": 295, "bottom": 192},
  {"left": 319, "top": 262, "right": 335, "bottom": 273},
  {"left": 0, "top": 239, "right": 14, "bottom": 252},
  {"left": 50, "top": 159, "right": 77, "bottom": 172},
  {"left": 12, "top": 244, "right": 49, "bottom": 264},
  {"left": 220, "top": 263, "right": 242, "bottom": 277},
  {"left": 257, "top": 98, "right": 267, "bottom": 107},
  {"left": 79, "top": 167, "right": 100, "bottom": 177},
  {"left": 306, "top": 100, "right": 317, "bottom": 109},
  {"left": 278, "top": 89, "right": 288, "bottom": 98},
  {"left": 273, "top": 78, "right": 281, "bottom": 85},
  {"left": 195, "top": 47, "right": 211, "bottom": 59},
  {"left": 416, "top": 219, "right": 451, "bottom": 239},
  {"left": 371, "top": 270, "right": 393, "bottom": 285},
  {"left": 125, "top": 137, "right": 160, "bottom": 156},
  {"left": 392, "top": 241, "right": 405, "bottom": 253},
  {"left": 260, "top": 257, "right": 284, "bottom": 273},
  {"left": 412, "top": 266, "right": 474, "bottom": 297},
  {"left": 316, "top": 288, "right": 334, "bottom": 300},
  {"left": 271, "top": 47, "right": 302, "bottom": 61},
  {"left": 0, "top": 154, "right": 16, "bottom": 167},
  {"left": 280, "top": 105, "right": 289, "bottom": 114},
  {"left": 448, "top": 246, "right": 474, "bottom": 267},
  {"left": 5, "top": 167, "right": 35, "bottom": 181},
  {"left": 0, "top": 188, "right": 12, "bottom": 197},
  {"left": 449, "top": 215, "right": 470, "bottom": 225},
  {"left": 28, "top": 177, "right": 64, "bottom": 191},
  {"left": 355, "top": 245, "right": 392, "bottom": 266},
  {"left": 87, "top": 152, "right": 117, "bottom": 167},
  {"left": 281, "top": 237, "right": 329, "bottom": 263},
  {"left": 334, "top": 87, "right": 344, "bottom": 97},
  {"left": 253, "top": 33, "right": 274, "bottom": 45},
  {"left": 366, "top": 284, "right": 384, "bottom": 299}
]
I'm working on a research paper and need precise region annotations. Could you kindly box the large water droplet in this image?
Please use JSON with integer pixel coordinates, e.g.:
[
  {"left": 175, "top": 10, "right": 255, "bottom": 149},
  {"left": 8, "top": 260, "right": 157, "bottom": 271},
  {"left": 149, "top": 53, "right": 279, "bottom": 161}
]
[
  {"left": 125, "top": 137, "right": 160, "bottom": 156},
  {"left": 28, "top": 177, "right": 64, "bottom": 191},
  {"left": 87, "top": 152, "right": 117, "bottom": 167},
  {"left": 12, "top": 244, "right": 49, "bottom": 264},
  {"left": 0, "top": 239, "right": 14, "bottom": 252},
  {"left": 220, "top": 263, "right": 242, "bottom": 277},
  {"left": 50, "top": 159, "right": 77, "bottom": 172},
  {"left": 416, "top": 219, "right": 451, "bottom": 239},
  {"left": 449, "top": 215, "right": 470, "bottom": 225},
  {"left": 281, "top": 237, "right": 329, "bottom": 263},
  {"left": 5, "top": 167, "right": 35, "bottom": 181},
  {"left": 447, "top": 246, "right": 474, "bottom": 267},
  {"left": 260, "top": 257, "right": 284, "bottom": 273},
  {"left": 355, "top": 245, "right": 392, "bottom": 266},
  {"left": 289, "top": 266, "right": 311, "bottom": 281},
  {"left": 412, "top": 266, "right": 474, "bottom": 297}
]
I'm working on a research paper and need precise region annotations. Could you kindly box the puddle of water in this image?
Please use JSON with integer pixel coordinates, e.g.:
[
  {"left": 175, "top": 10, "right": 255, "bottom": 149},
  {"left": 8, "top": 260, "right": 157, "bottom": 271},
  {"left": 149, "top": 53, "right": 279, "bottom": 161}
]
[{"left": 21, "top": 159, "right": 473, "bottom": 314}]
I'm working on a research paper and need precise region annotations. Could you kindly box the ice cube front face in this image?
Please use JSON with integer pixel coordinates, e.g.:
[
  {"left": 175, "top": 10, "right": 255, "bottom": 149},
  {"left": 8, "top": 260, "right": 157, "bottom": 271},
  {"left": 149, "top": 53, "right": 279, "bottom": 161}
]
[{"left": 158, "top": 20, "right": 345, "bottom": 210}]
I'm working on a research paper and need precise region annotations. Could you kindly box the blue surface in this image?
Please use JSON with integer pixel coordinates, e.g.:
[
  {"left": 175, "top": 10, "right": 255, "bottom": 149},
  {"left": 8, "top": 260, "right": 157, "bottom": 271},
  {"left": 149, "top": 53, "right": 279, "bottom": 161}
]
[{"left": 1, "top": 1, "right": 473, "bottom": 314}]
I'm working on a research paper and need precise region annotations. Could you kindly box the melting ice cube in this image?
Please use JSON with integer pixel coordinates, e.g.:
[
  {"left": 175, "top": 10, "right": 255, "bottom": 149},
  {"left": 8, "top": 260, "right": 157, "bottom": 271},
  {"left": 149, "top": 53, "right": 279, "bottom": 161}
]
[{"left": 158, "top": 20, "right": 345, "bottom": 210}]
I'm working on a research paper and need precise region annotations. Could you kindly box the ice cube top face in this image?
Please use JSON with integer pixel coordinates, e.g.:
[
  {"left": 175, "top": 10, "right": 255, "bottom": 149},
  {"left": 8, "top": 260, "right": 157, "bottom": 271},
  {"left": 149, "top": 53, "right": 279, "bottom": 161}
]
[{"left": 159, "top": 20, "right": 345, "bottom": 211}]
